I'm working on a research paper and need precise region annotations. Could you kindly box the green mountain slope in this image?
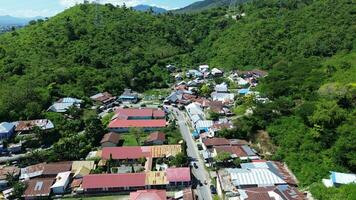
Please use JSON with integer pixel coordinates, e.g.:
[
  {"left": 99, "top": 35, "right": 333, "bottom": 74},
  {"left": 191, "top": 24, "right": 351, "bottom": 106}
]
[
  {"left": 192, "top": 0, "right": 355, "bottom": 69},
  {"left": 0, "top": 4, "right": 228, "bottom": 120}
]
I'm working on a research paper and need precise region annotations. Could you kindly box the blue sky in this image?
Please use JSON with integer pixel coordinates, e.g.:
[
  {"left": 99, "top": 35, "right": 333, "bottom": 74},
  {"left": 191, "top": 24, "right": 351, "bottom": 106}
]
[{"left": 0, "top": 0, "right": 200, "bottom": 18}]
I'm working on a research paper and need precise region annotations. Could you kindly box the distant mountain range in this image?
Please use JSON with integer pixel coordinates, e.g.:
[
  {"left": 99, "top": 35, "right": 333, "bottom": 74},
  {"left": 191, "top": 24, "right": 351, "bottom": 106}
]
[
  {"left": 0, "top": 15, "right": 43, "bottom": 26},
  {"left": 133, "top": 5, "right": 167, "bottom": 14}
]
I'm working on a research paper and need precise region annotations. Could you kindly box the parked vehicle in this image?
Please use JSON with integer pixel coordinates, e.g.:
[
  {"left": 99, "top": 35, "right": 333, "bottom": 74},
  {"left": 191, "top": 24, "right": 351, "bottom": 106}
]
[
  {"left": 193, "top": 162, "right": 198, "bottom": 169},
  {"left": 197, "top": 144, "right": 203, "bottom": 150},
  {"left": 210, "top": 185, "right": 217, "bottom": 194}
]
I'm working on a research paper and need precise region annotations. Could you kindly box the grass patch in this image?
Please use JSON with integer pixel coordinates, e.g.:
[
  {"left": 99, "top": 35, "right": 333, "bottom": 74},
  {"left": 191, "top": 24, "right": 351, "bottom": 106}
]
[
  {"left": 323, "top": 51, "right": 356, "bottom": 84},
  {"left": 233, "top": 104, "right": 248, "bottom": 115},
  {"left": 121, "top": 134, "right": 139, "bottom": 146},
  {"left": 121, "top": 132, "right": 148, "bottom": 146}
]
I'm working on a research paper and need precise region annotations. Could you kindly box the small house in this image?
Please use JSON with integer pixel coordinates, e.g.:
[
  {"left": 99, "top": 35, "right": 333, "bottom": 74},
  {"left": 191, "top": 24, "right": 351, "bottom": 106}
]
[
  {"left": 71, "top": 161, "right": 95, "bottom": 179},
  {"left": 22, "top": 178, "right": 54, "bottom": 200},
  {"left": 211, "top": 92, "right": 234, "bottom": 103},
  {"left": 130, "top": 189, "right": 167, "bottom": 200},
  {"left": 100, "top": 132, "right": 121, "bottom": 147},
  {"left": 187, "top": 70, "right": 203, "bottom": 78},
  {"left": 166, "top": 168, "right": 191, "bottom": 187},
  {"left": 199, "top": 65, "right": 209, "bottom": 72},
  {"left": 211, "top": 68, "right": 223, "bottom": 77},
  {"left": 166, "top": 64, "right": 176, "bottom": 72},
  {"left": 174, "top": 73, "right": 183, "bottom": 81},
  {"left": 0, "top": 122, "right": 15, "bottom": 141},
  {"left": 214, "top": 82, "right": 228, "bottom": 93},
  {"left": 323, "top": 172, "right": 356, "bottom": 187},
  {"left": 145, "top": 132, "right": 166, "bottom": 145},
  {"left": 90, "top": 92, "right": 116, "bottom": 107},
  {"left": 51, "top": 171, "right": 71, "bottom": 194},
  {"left": 0, "top": 166, "right": 20, "bottom": 190},
  {"left": 47, "top": 97, "right": 82, "bottom": 113},
  {"left": 14, "top": 119, "right": 54, "bottom": 133},
  {"left": 118, "top": 89, "right": 139, "bottom": 104}
]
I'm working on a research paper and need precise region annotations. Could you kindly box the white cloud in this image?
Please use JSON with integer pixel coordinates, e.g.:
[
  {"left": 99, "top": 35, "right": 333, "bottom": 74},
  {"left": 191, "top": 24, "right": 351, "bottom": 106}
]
[{"left": 59, "top": 0, "right": 145, "bottom": 8}]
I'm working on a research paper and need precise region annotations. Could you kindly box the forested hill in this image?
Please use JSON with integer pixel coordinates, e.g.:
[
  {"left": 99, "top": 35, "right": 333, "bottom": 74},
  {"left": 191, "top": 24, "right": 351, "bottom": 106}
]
[
  {"left": 0, "top": 4, "right": 230, "bottom": 121},
  {"left": 191, "top": 0, "right": 355, "bottom": 69}
]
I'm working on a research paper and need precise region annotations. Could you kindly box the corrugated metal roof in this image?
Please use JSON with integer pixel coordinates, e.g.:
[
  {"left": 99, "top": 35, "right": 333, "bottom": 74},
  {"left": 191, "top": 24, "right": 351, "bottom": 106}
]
[
  {"left": 227, "top": 168, "right": 286, "bottom": 187},
  {"left": 51, "top": 171, "right": 71, "bottom": 188},
  {"left": 331, "top": 172, "right": 356, "bottom": 184},
  {"left": 0, "top": 122, "right": 15, "bottom": 133},
  {"left": 195, "top": 120, "right": 213, "bottom": 129}
]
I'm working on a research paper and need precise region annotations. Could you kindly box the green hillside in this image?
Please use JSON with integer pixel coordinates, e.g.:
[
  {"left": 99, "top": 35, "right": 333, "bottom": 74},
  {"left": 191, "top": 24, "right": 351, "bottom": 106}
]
[
  {"left": 192, "top": 0, "right": 355, "bottom": 69},
  {"left": 174, "top": 0, "right": 250, "bottom": 14},
  {"left": 0, "top": 4, "right": 229, "bottom": 121}
]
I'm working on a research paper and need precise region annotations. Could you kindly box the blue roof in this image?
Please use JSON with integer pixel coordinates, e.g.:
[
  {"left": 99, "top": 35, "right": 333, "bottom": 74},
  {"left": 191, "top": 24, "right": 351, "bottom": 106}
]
[
  {"left": 238, "top": 89, "right": 250, "bottom": 94},
  {"left": 0, "top": 122, "right": 15, "bottom": 133},
  {"left": 192, "top": 130, "right": 200, "bottom": 137}
]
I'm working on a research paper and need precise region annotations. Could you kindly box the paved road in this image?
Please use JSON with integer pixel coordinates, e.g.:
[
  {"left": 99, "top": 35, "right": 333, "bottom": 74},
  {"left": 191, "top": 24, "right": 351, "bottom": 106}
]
[{"left": 171, "top": 107, "right": 212, "bottom": 200}]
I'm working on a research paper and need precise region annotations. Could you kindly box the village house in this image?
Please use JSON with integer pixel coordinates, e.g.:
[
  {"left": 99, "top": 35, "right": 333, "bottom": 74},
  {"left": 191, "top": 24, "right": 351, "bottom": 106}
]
[
  {"left": 214, "top": 82, "right": 228, "bottom": 93},
  {"left": 100, "top": 132, "right": 121, "bottom": 147},
  {"left": 145, "top": 132, "right": 166, "bottom": 145},
  {"left": 101, "top": 145, "right": 182, "bottom": 161},
  {"left": 14, "top": 119, "right": 54, "bottom": 133},
  {"left": 22, "top": 178, "right": 54, "bottom": 200},
  {"left": 167, "top": 168, "right": 191, "bottom": 187},
  {"left": 237, "top": 185, "right": 305, "bottom": 200},
  {"left": 51, "top": 171, "right": 71, "bottom": 194},
  {"left": 213, "top": 145, "right": 259, "bottom": 161},
  {"left": 175, "top": 73, "right": 183, "bottom": 81},
  {"left": 108, "top": 108, "right": 166, "bottom": 133},
  {"left": 186, "top": 69, "right": 203, "bottom": 79},
  {"left": 0, "top": 122, "right": 15, "bottom": 141},
  {"left": 81, "top": 167, "right": 191, "bottom": 194},
  {"left": 211, "top": 68, "right": 223, "bottom": 77},
  {"left": 130, "top": 189, "right": 167, "bottom": 200},
  {"left": 219, "top": 167, "right": 286, "bottom": 189},
  {"left": 211, "top": 92, "right": 234, "bottom": 103},
  {"left": 0, "top": 166, "right": 20, "bottom": 190},
  {"left": 118, "top": 89, "right": 139, "bottom": 104},
  {"left": 166, "top": 64, "right": 176, "bottom": 72},
  {"left": 198, "top": 65, "right": 209, "bottom": 72},
  {"left": 322, "top": 171, "right": 356, "bottom": 187},
  {"left": 71, "top": 161, "right": 95, "bottom": 179},
  {"left": 90, "top": 92, "right": 116, "bottom": 107},
  {"left": 41, "top": 162, "right": 72, "bottom": 178},
  {"left": 20, "top": 163, "right": 46, "bottom": 180},
  {"left": 47, "top": 97, "right": 82, "bottom": 113}
]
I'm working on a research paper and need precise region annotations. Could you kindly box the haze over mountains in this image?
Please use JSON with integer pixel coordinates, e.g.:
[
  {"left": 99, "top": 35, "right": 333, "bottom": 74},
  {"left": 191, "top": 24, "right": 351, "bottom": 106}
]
[
  {"left": 133, "top": 5, "right": 167, "bottom": 14},
  {"left": 0, "top": 15, "right": 43, "bottom": 26}
]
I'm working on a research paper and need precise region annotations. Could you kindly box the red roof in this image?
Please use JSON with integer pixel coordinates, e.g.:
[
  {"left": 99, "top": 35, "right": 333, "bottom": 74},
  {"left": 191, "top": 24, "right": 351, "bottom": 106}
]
[
  {"left": 203, "top": 138, "right": 230, "bottom": 147},
  {"left": 130, "top": 190, "right": 167, "bottom": 200},
  {"left": 82, "top": 173, "right": 146, "bottom": 189},
  {"left": 215, "top": 146, "right": 248, "bottom": 157},
  {"left": 108, "top": 119, "right": 166, "bottom": 128},
  {"left": 22, "top": 178, "right": 54, "bottom": 198},
  {"left": 115, "top": 108, "right": 165, "bottom": 118},
  {"left": 102, "top": 147, "right": 151, "bottom": 160},
  {"left": 146, "top": 132, "right": 166, "bottom": 143},
  {"left": 166, "top": 168, "right": 191, "bottom": 182}
]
